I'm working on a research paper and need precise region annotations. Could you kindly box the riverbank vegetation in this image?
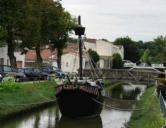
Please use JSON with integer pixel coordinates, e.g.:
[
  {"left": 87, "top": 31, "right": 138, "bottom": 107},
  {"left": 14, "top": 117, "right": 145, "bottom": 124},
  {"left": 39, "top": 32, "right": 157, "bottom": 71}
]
[
  {"left": 127, "top": 86, "right": 165, "bottom": 128},
  {"left": 113, "top": 36, "right": 166, "bottom": 64},
  {"left": 0, "top": 81, "right": 56, "bottom": 120}
]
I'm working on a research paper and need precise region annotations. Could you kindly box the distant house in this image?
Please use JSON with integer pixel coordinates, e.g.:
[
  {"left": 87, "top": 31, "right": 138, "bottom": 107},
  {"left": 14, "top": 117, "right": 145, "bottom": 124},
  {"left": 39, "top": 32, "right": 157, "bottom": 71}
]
[{"left": 84, "top": 38, "right": 124, "bottom": 69}]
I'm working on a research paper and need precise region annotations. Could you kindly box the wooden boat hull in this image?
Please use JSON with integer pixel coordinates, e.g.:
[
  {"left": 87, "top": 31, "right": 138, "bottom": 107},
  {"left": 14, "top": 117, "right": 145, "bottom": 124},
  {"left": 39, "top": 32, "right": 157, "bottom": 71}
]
[{"left": 55, "top": 84, "right": 104, "bottom": 118}]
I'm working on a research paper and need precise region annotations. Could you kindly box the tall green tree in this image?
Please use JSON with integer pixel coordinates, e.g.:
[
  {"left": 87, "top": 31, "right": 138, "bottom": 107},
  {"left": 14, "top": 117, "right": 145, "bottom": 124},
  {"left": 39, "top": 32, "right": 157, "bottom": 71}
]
[
  {"left": 113, "top": 36, "right": 140, "bottom": 63},
  {"left": 88, "top": 49, "right": 100, "bottom": 67},
  {"left": 0, "top": 0, "right": 25, "bottom": 67},
  {"left": 153, "top": 36, "right": 166, "bottom": 63},
  {"left": 21, "top": 0, "right": 56, "bottom": 66},
  {"left": 48, "top": 9, "right": 77, "bottom": 69}
]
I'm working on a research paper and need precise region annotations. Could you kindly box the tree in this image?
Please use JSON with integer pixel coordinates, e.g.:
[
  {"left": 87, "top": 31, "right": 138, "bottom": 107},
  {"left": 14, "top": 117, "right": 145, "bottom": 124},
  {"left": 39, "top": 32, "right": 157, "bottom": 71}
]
[
  {"left": 48, "top": 9, "right": 77, "bottom": 69},
  {"left": 112, "top": 53, "right": 123, "bottom": 69},
  {"left": 88, "top": 49, "right": 100, "bottom": 67},
  {"left": 0, "top": 0, "right": 25, "bottom": 67},
  {"left": 153, "top": 36, "right": 166, "bottom": 63},
  {"left": 20, "top": 0, "right": 56, "bottom": 66},
  {"left": 113, "top": 36, "right": 140, "bottom": 63},
  {"left": 140, "top": 49, "right": 151, "bottom": 64}
]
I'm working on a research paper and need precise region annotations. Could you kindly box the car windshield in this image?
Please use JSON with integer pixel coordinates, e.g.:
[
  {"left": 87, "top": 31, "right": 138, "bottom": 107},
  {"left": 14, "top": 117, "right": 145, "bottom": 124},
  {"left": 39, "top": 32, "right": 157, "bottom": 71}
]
[
  {"left": 3, "top": 66, "right": 12, "bottom": 72},
  {"left": 34, "top": 68, "right": 41, "bottom": 73},
  {"left": 52, "top": 67, "right": 61, "bottom": 72},
  {"left": 24, "top": 68, "right": 33, "bottom": 73}
]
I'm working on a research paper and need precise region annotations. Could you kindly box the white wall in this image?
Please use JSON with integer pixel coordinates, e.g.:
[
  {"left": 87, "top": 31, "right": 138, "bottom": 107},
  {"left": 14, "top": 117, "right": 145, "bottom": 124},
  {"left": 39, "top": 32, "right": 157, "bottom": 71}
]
[
  {"left": 96, "top": 40, "right": 112, "bottom": 56},
  {"left": 0, "top": 46, "right": 25, "bottom": 67},
  {"left": 96, "top": 40, "right": 124, "bottom": 59},
  {"left": 0, "top": 46, "right": 9, "bottom": 65},
  {"left": 61, "top": 53, "right": 86, "bottom": 73},
  {"left": 14, "top": 52, "right": 25, "bottom": 67}
]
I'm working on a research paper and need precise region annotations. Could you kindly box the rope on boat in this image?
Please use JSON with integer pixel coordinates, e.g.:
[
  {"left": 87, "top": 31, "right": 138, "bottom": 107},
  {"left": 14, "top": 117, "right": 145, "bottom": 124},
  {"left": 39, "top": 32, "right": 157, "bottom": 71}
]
[{"left": 91, "top": 98, "right": 145, "bottom": 111}]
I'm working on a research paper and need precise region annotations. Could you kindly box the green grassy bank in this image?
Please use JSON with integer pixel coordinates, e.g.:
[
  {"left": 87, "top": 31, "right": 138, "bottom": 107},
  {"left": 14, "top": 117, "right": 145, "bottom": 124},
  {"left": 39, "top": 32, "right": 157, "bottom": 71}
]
[
  {"left": 0, "top": 81, "right": 57, "bottom": 120},
  {"left": 127, "top": 86, "right": 165, "bottom": 128}
]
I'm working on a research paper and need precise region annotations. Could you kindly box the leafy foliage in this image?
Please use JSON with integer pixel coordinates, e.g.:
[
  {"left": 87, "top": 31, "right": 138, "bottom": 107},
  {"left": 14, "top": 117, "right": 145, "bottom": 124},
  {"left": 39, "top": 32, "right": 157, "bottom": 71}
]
[
  {"left": 140, "top": 49, "right": 151, "bottom": 63},
  {"left": 0, "top": 0, "right": 26, "bottom": 67},
  {"left": 112, "top": 53, "right": 123, "bottom": 69},
  {"left": 67, "top": 37, "right": 78, "bottom": 43},
  {"left": 88, "top": 49, "right": 100, "bottom": 66},
  {"left": 113, "top": 36, "right": 141, "bottom": 63},
  {"left": 0, "top": 81, "right": 20, "bottom": 92}
]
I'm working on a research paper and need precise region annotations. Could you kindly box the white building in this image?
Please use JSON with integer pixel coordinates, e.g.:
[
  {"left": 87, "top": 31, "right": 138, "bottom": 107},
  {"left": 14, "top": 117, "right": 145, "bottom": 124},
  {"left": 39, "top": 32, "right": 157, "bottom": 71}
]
[
  {"left": 0, "top": 46, "right": 25, "bottom": 68},
  {"left": 61, "top": 52, "right": 87, "bottom": 73},
  {"left": 84, "top": 38, "right": 124, "bottom": 69}
]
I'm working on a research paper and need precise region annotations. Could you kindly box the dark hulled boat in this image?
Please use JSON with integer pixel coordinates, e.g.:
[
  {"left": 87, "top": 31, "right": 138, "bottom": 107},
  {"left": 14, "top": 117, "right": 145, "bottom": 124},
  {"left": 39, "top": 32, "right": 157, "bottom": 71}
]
[
  {"left": 55, "top": 81, "right": 104, "bottom": 118},
  {"left": 55, "top": 16, "right": 104, "bottom": 118}
]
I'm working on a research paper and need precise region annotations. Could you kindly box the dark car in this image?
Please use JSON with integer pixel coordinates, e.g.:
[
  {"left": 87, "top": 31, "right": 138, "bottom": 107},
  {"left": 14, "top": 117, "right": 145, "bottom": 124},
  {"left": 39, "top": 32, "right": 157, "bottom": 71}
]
[
  {"left": 19, "top": 68, "right": 48, "bottom": 80},
  {"left": 33, "top": 68, "right": 48, "bottom": 80},
  {"left": 18, "top": 68, "right": 34, "bottom": 80},
  {"left": 0, "top": 65, "right": 26, "bottom": 82},
  {"left": 42, "top": 66, "right": 67, "bottom": 77}
]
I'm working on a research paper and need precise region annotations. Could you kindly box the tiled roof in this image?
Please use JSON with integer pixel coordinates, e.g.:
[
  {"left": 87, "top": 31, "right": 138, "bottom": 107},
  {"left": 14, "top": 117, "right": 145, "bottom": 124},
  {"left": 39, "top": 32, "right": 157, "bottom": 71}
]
[
  {"left": 83, "top": 38, "right": 97, "bottom": 43},
  {"left": 25, "top": 49, "right": 57, "bottom": 60},
  {"left": 25, "top": 43, "right": 87, "bottom": 60}
]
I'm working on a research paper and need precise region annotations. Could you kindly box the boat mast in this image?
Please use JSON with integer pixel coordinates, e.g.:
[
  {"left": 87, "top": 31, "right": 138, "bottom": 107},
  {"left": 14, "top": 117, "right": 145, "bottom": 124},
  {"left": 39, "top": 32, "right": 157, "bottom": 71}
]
[
  {"left": 75, "top": 16, "right": 85, "bottom": 80},
  {"left": 78, "top": 16, "right": 83, "bottom": 80}
]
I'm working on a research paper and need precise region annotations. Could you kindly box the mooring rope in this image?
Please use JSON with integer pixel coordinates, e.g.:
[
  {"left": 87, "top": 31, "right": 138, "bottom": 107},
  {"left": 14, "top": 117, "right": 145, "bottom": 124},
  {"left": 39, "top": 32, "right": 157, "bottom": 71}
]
[{"left": 91, "top": 97, "right": 145, "bottom": 111}]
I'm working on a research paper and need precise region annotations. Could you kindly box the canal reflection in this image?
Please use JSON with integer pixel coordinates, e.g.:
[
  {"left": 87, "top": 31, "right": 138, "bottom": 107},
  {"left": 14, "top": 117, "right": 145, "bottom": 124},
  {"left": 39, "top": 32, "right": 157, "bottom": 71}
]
[{"left": 0, "top": 83, "right": 146, "bottom": 128}]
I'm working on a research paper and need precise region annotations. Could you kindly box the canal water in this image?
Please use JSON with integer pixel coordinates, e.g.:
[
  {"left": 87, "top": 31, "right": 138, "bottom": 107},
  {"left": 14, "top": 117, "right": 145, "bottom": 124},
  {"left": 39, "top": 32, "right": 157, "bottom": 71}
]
[{"left": 0, "top": 83, "right": 146, "bottom": 128}]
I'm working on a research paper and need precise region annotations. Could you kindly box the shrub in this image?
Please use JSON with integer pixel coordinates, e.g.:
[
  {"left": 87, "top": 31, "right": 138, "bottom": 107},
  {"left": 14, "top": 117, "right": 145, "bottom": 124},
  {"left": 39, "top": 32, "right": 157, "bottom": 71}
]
[
  {"left": 112, "top": 53, "right": 123, "bottom": 69},
  {"left": 158, "top": 78, "right": 166, "bottom": 85},
  {"left": 0, "top": 81, "right": 20, "bottom": 91}
]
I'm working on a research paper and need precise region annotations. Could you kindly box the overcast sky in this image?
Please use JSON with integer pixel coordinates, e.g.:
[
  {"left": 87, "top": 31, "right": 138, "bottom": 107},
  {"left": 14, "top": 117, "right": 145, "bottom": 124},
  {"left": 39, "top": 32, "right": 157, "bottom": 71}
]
[{"left": 61, "top": 0, "right": 166, "bottom": 42}]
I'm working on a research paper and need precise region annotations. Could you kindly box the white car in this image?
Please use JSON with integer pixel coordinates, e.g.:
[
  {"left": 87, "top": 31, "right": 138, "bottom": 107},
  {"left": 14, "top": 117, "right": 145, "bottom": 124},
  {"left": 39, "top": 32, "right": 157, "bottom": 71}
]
[{"left": 123, "top": 60, "right": 136, "bottom": 68}]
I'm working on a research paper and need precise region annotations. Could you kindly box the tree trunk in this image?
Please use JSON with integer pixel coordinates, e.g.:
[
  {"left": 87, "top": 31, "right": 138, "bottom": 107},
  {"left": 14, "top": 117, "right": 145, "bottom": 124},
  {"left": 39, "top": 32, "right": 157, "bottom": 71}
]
[
  {"left": 7, "top": 29, "right": 17, "bottom": 68},
  {"left": 35, "top": 43, "right": 42, "bottom": 67},
  {"left": 57, "top": 49, "right": 62, "bottom": 69}
]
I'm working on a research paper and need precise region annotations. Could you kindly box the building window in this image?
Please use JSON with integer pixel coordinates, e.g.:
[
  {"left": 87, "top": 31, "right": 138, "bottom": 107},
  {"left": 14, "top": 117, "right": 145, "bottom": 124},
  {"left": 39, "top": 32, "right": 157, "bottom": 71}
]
[
  {"left": 66, "top": 62, "right": 69, "bottom": 67},
  {"left": 0, "top": 58, "right": 4, "bottom": 65}
]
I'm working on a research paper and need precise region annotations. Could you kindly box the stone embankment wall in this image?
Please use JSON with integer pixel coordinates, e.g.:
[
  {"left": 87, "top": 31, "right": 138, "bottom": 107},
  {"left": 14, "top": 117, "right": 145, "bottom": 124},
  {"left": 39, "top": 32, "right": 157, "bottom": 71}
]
[{"left": 83, "top": 69, "right": 160, "bottom": 83}]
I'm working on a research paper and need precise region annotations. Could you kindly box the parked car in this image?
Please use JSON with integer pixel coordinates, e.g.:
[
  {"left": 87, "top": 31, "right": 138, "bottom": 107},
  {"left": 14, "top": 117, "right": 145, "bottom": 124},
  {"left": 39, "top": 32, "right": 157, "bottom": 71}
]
[
  {"left": 33, "top": 68, "right": 48, "bottom": 80},
  {"left": 42, "top": 66, "right": 67, "bottom": 77},
  {"left": 123, "top": 60, "right": 136, "bottom": 68},
  {"left": 0, "top": 65, "right": 26, "bottom": 82},
  {"left": 18, "top": 68, "right": 48, "bottom": 80},
  {"left": 138, "top": 62, "right": 151, "bottom": 67}
]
